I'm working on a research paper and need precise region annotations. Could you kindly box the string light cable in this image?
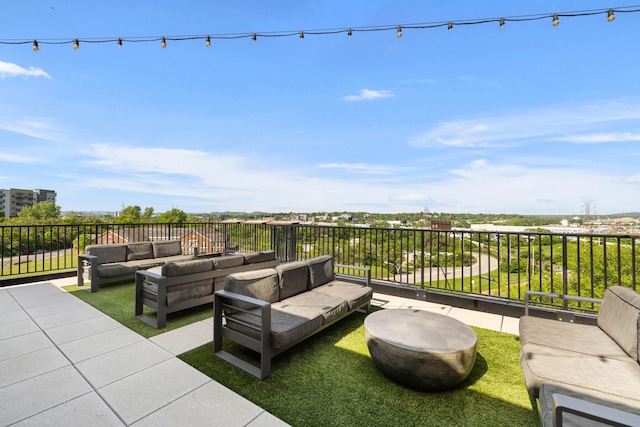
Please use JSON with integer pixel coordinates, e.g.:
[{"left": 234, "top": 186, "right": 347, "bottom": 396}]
[{"left": 2, "top": 5, "right": 638, "bottom": 51}]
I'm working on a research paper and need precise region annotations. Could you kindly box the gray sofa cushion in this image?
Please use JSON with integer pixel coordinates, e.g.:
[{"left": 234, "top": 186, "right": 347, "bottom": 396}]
[
  {"left": 275, "top": 262, "right": 309, "bottom": 300},
  {"left": 212, "top": 254, "right": 245, "bottom": 269},
  {"left": 166, "top": 281, "right": 213, "bottom": 306},
  {"left": 126, "top": 242, "right": 153, "bottom": 261},
  {"left": 519, "top": 342, "right": 640, "bottom": 398},
  {"left": 597, "top": 286, "right": 640, "bottom": 360},
  {"left": 519, "top": 316, "right": 630, "bottom": 361},
  {"left": 152, "top": 240, "right": 182, "bottom": 258},
  {"left": 275, "top": 291, "right": 349, "bottom": 325},
  {"left": 224, "top": 269, "right": 279, "bottom": 312},
  {"left": 96, "top": 263, "right": 138, "bottom": 278},
  {"left": 161, "top": 259, "right": 213, "bottom": 277},
  {"left": 86, "top": 244, "right": 127, "bottom": 264},
  {"left": 311, "top": 280, "right": 372, "bottom": 311},
  {"left": 126, "top": 259, "right": 165, "bottom": 270},
  {"left": 242, "top": 250, "right": 276, "bottom": 264},
  {"left": 227, "top": 307, "right": 323, "bottom": 351},
  {"left": 307, "top": 255, "right": 334, "bottom": 289}
]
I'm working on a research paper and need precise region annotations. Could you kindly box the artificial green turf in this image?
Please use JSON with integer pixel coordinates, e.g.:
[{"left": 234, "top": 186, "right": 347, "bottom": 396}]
[
  {"left": 63, "top": 281, "right": 213, "bottom": 338},
  {"left": 179, "top": 312, "right": 538, "bottom": 427}
]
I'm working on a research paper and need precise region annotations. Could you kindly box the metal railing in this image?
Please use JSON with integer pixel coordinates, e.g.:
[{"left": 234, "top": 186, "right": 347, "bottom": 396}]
[{"left": 2, "top": 221, "right": 638, "bottom": 313}]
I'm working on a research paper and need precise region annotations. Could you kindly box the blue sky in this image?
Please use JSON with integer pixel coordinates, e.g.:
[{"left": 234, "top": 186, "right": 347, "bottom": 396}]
[{"left": 1, "top": 1, "right": 640, "bottom": 215}]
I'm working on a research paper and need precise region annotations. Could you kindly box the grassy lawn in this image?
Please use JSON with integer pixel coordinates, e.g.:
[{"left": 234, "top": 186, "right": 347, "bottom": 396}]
[
  {"left": 64, "top": 279, "right": 537, "bottom": 426},
  {"left": 180, "top": 313, "right": 537, "bottom": 427}
]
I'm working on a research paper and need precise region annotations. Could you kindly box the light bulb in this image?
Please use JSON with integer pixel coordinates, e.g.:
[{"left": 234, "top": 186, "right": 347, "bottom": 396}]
[
  {"left": 73, "top": 39, "right": 79, "bottom": 50},
  {"left": 499, "top": 18, "right": 505, "bottom": 31},
  {"left": 396, "top": 25, "right": 402, "bottom": 38},
  {"left": 33, "top": 40, "right": 39, "bottom": 52},
  {"left": 252, "top": 33, "right": 257, "bottom": 43},
  {"left": 206, "top": 36, "right": 211, "bottom": 47},
  {"left": 117, "top": 38, "right": 123, "bottom": 48},
  {"left": 447, "top": 22, "right": 453, "bottom": 32},
  {"left": 608, "top": 9, "right": 615, "bottom": 22},
  {"left": 552, "top": 14, "right": 559, "bottom": 27},
  {"left": 300, "top": 31, "right": 304, "bottom": 40},
  {"left": 347, "top": 28, "right": 352, "bottom": 39},
  {"left": 161, "top": 37, "right": 167, "bottom": 48}
]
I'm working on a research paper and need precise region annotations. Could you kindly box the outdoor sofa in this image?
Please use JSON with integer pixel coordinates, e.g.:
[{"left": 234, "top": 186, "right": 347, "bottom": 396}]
[
  {"left": 77, "top": 240, "right": 197, "bottom": 292},
  {"left": 213, "top": 255, "right": 372, "bottom": 379},
  {"left": 135, "top": 251, "right": 279, "bottom": 328},
  {"left": 519, "top": 286, "right": 640, "bottom": 426}
]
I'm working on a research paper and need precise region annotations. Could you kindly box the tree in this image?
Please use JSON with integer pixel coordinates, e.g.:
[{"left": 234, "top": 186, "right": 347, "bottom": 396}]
[
  {"left": 142, "top": 207, "right": 155, "bottom": 222},
  {"left": 157, "top": 208, "right": 188, "bottom": 224},
  {"left": 117, "top": 205, "right": 142, "bottom": 223},
  {"left": 16, "top": 201, "right": 61, "bottom": 221}
]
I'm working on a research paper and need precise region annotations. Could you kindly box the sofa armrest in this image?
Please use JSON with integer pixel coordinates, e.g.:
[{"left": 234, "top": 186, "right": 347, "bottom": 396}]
[
  {"left": 77, "top": 254, "right": 99, "bottom": 291},
  {"left": 524, "top": 290, "right": 602, "bottom": 316},
  {"left": 551, "top": 392, "right": 640, "bottom": 427},
  {"left": 213, "top": 289, "right": 272, "bottom": 379},
  {"left": 335, "top": 264, "right": 371, "bottom": 287}
]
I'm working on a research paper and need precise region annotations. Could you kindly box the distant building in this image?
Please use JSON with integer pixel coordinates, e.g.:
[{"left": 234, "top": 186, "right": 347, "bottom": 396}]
[
  {"left": 0, "top": 188, "right": 57, "bottom": 218},
  {"left": 430, "top": 220, "right": 452, "bottom": 230}
]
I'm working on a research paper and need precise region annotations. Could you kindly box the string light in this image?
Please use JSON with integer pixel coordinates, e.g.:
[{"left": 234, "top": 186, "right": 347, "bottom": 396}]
[{"left": 6, "top": 5, "right": 640, "bottom": 52}]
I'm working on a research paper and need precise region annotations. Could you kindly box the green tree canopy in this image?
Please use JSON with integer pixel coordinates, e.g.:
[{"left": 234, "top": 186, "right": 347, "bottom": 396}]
[
  {"left": 117, "top": 205, "right": 142, "bottom": 223},
  {"left": 16, "top": 201, "right": 61, "bottom": 221},
  {"left": 157, "top": 208, "right": 188, "bottom": 224}
]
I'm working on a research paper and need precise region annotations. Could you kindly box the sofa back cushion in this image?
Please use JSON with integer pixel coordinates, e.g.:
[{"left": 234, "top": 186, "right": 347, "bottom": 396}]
[
  {"left": 307, "top": 256, "right": 334, "bottom": 289},
  {"left": 212, "top": 254, "right": 245, "bottom": 269},
  {"left": 242, "top": 250, "right": 276, "bottom": 265},
  {"left": 85, "top": 244, "right": 127, "bottom": 264},
  {"left": 152, "top": 240, "right": 182, "bottom": 258},
  {"left": 597, "top": 286, "right": 640, "bottom": 360},
  {"left": 161, "top": 259, "right": 213, "bottom": 277},
  {"left": 224, "top": 268, "right": 280, "bottom": 311},
  {"left": 126, "top": 242, "right": 153, "bottom": 261},
  {"left": 276, "top": 262, "right": 309, "bottom": 299}
]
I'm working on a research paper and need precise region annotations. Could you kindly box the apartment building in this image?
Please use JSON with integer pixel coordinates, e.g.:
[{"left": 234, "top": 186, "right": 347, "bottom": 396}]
[{"left": 0, "top": 188, "right": 56, "bottom": 218}]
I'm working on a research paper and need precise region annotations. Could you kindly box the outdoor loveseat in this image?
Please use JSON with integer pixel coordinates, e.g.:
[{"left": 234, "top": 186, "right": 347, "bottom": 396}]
[
  {"left": 519, "top": 286, "right": 640, "bottom": 426},
  {"left": 135, "top": 251, "right": 279, "bottom": 328},
  {"left": 214, "top": 255, "right": 372, "bottom": 379},
  {"left": 77, "top": 240, "right": 196, "bottom": 292}
]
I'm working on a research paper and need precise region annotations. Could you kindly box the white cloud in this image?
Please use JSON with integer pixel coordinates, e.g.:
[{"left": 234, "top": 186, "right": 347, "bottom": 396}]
[
  {"left": 408, "top": 99, "right": 640, "bottom": 147},
  {"left": 0, "top": 119, "right": 66, "bottom": 142},
  {"left": 318, "top": 163, "right": 408, "bottom": 175},
  {"left": 342, "top": 89, "right": 394, "bottom": 102},
  {"left": 553, "top": 132, "right": 640, "bottom": 143},
  {"left": 0, "top": 61, "right": 51, "bottom": 79},
  {"left": 0, "top": 153, "right": 42, "bottom": 163}
]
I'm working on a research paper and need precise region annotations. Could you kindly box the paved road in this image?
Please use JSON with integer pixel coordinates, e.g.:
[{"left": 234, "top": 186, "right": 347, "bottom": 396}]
[{"left": 392, "top": 253, "right": 499, "bottom": 285}]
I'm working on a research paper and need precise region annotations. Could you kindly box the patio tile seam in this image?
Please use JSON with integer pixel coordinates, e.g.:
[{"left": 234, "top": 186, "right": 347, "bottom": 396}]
[
  {"left": 10, "top": 290, "right": 131, "bottom": 425},
  {"left": 9, "top": 389, "right": 98, "bottom": 425},
  {"left": 128, "top": 379, "right": 215, "bottom": 425}
]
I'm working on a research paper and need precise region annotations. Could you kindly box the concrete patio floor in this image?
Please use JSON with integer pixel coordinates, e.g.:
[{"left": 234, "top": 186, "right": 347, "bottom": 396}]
[{"left": 0, "top": 277, "right": 519, "bottom": 426}]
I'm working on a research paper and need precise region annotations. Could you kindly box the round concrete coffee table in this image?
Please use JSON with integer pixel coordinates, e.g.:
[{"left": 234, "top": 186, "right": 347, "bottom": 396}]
[{"left": 364, "top": 309, "right": 477, "bottom": 391}]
